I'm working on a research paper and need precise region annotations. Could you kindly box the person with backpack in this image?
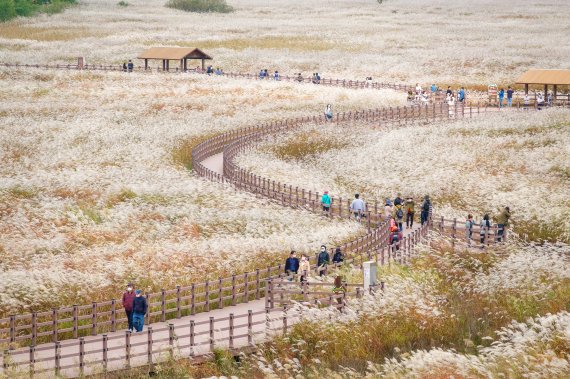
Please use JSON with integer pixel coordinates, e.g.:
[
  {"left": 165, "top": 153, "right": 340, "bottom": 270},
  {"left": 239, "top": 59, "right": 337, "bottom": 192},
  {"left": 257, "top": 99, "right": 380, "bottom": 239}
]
[
  {"left": 389, "top": 219, "right": 402, "bottom": 251},
  {"left": 498, "top": 88, "right": 505, "bottom": 108},
  {"left": 284, "top": 251, "right": 300, "bottom": 278},
  {"left": 274, "top": 71, "right": 280, "bottom": 81},
  {"left": 321, "top": 191, "right": 331, "bottom": 213},
  {"left": 405, "top": 197, "right": 415, "bottom": 228},
  {"left": 394, "top": 193, "right": 403, "bottom": 206},
  {"left": 132, "top": 290, "right": 148, "bottom": 332},
  {"left": 494, "top": 206, "right": 511, "bottom": 242},
  {"left": 317, "top": 245, "right": 330, "bottom": 277},
  {"left": 480, "top": 214, "right": 491, "bottom": 247},
  {"left": 127, "top": 60, "right": 134, "bottom": 73},
  {"left": 465, "top": 214, "right": 475, "bottom": 245},
  {"left": 420, "top": 195, "right": 431, "bottom": 225},
  {"left": 393, "top": 202, "right": 404, "bottom": 231},
  {"left": 332, "top": 247, "right": 343, "bottom": 265},
  {"left": 458, "top": 87, "right": 466, "bottom": 103},
  {"left": 122, "top": 283, "right": 136, "bottom": 331}
]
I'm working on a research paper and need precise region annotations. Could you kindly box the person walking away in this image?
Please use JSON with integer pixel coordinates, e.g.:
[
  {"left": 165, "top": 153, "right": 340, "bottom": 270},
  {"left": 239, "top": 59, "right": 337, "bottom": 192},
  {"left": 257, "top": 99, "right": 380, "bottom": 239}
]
[
  {"left": 324, "top": 104, "right": 333, "bottom": 121},
  {"left": 415, "top": 83, "right": 422, "bottom": 95},
  {"left": 274, "top": 71, "right": 280, "bottom": 81},
  {"left": 524, "top": 93, "right": 530, "bottom": 110},
  {"left": 132, "top": 290, "right": 148, "bottom": 332},
  {"left": 284, "top": 251, "right": 300, "bottom": 279},
  {"left": 547, "top": 92, "right": 553, "bottom": 106},
  {"left": 317, "top": 245, "right": 330, "bottom": 277},
  {"left": 458, "top": 87, "right": 465, "bottom": 103},
  {"left": 299, "top": 254, "right": 311, "bottom": 282},
  {"left": 296, "top": 73, "right": 303, "bottom": 82},
  {"left": 394, "top": 193, "right": 403, "bottom": 206},
  {"left": 431, "top": 84, "right": 437, "bottom": 94},
  {"left": 389, "top": 220, "right": 403, "bottom": 251},
  {"left": 393, "top": 202, "right": 404, "bottom": 231},
  {"left": 259, "top": 69, "right": 265, "bottom": 79},
  {"left": 494, "top": 206, "right": 510, "bottom": 242},
  {"left": 122, "top": 284, "right": 136, "bottom": 331},
  {"left": 446, "top": 86, "right": 452, "bottom": 96},
  {"left": 384, "top": 198, "right": 392, "bottom": 220},
  {"left": 498, "top": 88, "right": 505, "bottom": 108},
  {"left": 332, "top": 276, "right": 346, "bottom": 307},
  {"left": 350, "top": 194, "right": 366, "bottom": 221},
  {"left": 127, "top": 60, "right": 134, "bottom": 73},
  {"left": 465, "top": 214, "right": 475, "bottom": 245},
  {"left": 332, "top": 247, "right": 343, "bottom": 265},
  {"left": 480, "top": 214, "right": 491, "bottom": 248},
  {"left": 507, "top": 86, "right": 514, "bottom": 107},
  {"left": 420, "top": 195, "right": 431, "bottom": 225},
  {"left": 321, "top": 190, "right": 331, "bottom": 213},
  {"left": 122, "top": 62, "right": 127, "bottom": 72},
  {"left": 405, "top": 197, "right": 415, "bottom": 228},
  {"left": 315, "top": 73, "right": 321, "bottom": 84}
]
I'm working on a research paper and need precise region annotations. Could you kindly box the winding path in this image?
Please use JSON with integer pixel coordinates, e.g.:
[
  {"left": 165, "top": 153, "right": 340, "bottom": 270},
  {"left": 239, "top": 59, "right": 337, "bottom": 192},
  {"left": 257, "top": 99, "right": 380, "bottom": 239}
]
[{"left": 1, "top": 64, "right": 564, "bottom": 378}]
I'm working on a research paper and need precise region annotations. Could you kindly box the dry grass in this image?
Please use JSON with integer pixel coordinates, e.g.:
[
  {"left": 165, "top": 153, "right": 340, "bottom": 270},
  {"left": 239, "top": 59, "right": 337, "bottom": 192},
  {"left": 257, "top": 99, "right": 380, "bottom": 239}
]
[
  {"left": 171, "top": 133, "right": 219, "bottom": 169},
  {"left": 0, "top": 24, "right": 105, "bottom": 41},
  {"left": 266, "top": 130, "right": 350, "bottom": 162}
]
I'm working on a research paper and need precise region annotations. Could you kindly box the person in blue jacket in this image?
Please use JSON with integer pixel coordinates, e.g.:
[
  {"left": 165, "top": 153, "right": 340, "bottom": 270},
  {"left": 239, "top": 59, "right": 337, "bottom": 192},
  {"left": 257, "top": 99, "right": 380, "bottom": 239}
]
[
  {"left": 132, "top": 290, "right": 148, "bottom": 332},
  {"left": 498, "top": 88, "right": 505, "bottom": 108},
  {"left": 284, "top": 251, "right": 300, "bottom": 278}
]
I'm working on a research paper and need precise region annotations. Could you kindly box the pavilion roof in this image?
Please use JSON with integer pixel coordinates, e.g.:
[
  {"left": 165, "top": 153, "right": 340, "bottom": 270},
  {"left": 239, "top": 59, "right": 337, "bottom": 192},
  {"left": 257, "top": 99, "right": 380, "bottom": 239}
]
[
  {"left": 137, "top": 47, "right": 212, "bottom": 60},
  {"left": 515, "top": 69, "right": 570, "bottom": 85}
]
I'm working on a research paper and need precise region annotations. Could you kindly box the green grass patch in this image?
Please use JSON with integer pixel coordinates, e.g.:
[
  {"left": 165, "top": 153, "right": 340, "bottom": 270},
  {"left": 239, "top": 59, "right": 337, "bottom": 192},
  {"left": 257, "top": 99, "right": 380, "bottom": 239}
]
[
  {"left": 171, "top": 133, "right": 218, "bottom": 170},
  {"left": 266, "top": 130, "right": 350, "bottom": 162},
  {"left": 165, "top": 0, "right": 233, "bottom": 13},
  {"left": 0, "top": 0, "right": 76, "bottom": 22}
]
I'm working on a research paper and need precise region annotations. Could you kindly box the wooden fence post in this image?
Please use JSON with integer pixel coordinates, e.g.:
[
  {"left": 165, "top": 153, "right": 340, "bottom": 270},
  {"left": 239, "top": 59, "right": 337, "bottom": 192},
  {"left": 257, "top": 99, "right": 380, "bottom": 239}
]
[
  {"left": 189, "top": 320, "right": 195, "bottom": 357},
  {"left": 111, "top": 299, "right": 117, "bottom": 332},
  {"left": 79, "top": 337, "right": 85, "bottom": 376},
  {"left": 168, "top": 323, "right": 175, "bottom": 359},
  {"left": 231, "top": 275, "right": 237, "bottom": 306},
  {"left": 29, "top": 345, "right": 35, "bottom": 378},
  {"left": 209, "top": 317, "right": 215, "bottom": 351},
  {"left": 190, "top": 283, "right": 196, "bottom": 315},
  {"left": 248, "top": 310, "right": 253, "bottom": 346},
  {"left": 54, "top": 341, "right": 61, "bottom": 376},
  {"left": 176, "top": 286, "right": 181, "bottom": 319},
  {"left": 244, "top": 272, "right": 249, "bottom": 302},
  {"left": 161, "top": 289, "right": 166, "bottom": 322},
  {"left": 147, "top": 327, "right": 153, "bottom": 367},
  {"left": 52, "top": 308, "right": 59, "bottom": 343},
  {"left": 72, "top": 305, "right": 78, "bottom": 339},
  {"left": 9, "top": 316, "right": 15, "bottom": 343},
  {"left": 31, "top": 312, "right": 37, "bottom": 346},
  {"left": 205, "top": 280, "right": 210, "bottom": 312},
  {"left": 102, "top": 334, "right": 108, "bottom": 374},
  {"left": 218, "top": 277, "right": 223, "bottom": 309},
  {"left": 91, "top": 302, "right": 97, "bottom": 336},
  {"left": 229, "top": 313, "right": 235, "bottom": 350}
]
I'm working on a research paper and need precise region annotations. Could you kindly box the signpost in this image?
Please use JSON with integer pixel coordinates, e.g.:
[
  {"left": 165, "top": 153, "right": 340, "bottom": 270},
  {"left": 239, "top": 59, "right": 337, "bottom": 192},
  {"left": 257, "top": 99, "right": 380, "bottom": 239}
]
[{"left": 363, "top": 261, "right": 377, "bottom": 291}]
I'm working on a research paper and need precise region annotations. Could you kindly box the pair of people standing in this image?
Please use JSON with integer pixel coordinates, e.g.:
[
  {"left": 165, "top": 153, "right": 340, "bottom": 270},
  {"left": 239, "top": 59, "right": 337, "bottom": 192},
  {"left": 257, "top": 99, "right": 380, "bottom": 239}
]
[
  {"left": 498, "top": 86, "right": 514, "bottom": 107},
  {"left": 122, "top": 284, "right": 148, "bottom": 332}
]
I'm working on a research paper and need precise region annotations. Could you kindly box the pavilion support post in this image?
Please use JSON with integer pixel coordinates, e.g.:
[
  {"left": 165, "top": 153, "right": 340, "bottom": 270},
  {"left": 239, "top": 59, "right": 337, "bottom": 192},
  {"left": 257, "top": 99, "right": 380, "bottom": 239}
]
[
  {"left": 166, "top": 60, "right": 170, "bottom": 71},
  {"left": 202, "top": 59, "right": 205, "bottom": 71},
  {"left": 553, "top": 85, "right": 557, "bottom": 102},
  {"left": 524, "top": 84, "right": 528, "bottom": 95},
  {"left": 544, "top": 84, "right": 548, "bottom": 98},
  {"left": 145, "top": 59, "right": 148, "bottom": 70},
  {"left": 162, "top": 60, "right": 166, "bottom": 71}
]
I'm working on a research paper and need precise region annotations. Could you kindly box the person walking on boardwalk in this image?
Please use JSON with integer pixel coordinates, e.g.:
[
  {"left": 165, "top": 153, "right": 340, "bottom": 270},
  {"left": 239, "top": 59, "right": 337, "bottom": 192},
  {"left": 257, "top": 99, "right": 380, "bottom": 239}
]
[
  {"left": 350, "top": 193, "right": 366, "bottom": 221},
  {"left": 324, "top": 104, "right": 333, "bottom": 121},
  {"left": 127, "top": 59, "right": 133, "bottom": 73},
  {"left": 420, "top": 195, "right": 431, "bottom": 225},
  {"left": 498, "top": 88, "right": 505, "bottom": 108},
  {"left": 132, "top": 289, "right": 148, "bottom": 332},
  {"left": 285, "top": 251, "right": 299, "bottom": 279},
  {"left": 458, "top": 87, "right": 466, "bottom": 103},
  {"left": 405, "top": 197, "right": 415, "bottom": 228},
  {"left": 507, "top": 86, "right": 514, "bottom": 107},
  {"left": 465, "top": 214, "right": 475, "bottom": 246},
  {"left": 394, "top": 193, "right": 403, "bottom": 206},
  {"left": 321, "top": 190, "right": 331, "bottom": 213},
  {"left": 332, "top": 247, "right": 344, "bottom": 265},
  {"left": 480, "top": 214, "right": 491, "bottom": 247},
  {"left": 393, "top": 201, "right": 404, "bottom": 231},
  {"left": 494, "top": 206, "right": 511, "bottom": 242},
  {"left": 317, "top": 245, "right": 330, "bottom": 277},
  {"left": 384, "top": 198, "right": 393, "bottom": 220},
  {"left": 299, "top": 254, "right": 311, "bottom": 282},
  {"left": 122, "top": 283, "right": 136, "bottom": 331},
  {"left": 274, "top": 70, "right": 280, "bottom": 81}
]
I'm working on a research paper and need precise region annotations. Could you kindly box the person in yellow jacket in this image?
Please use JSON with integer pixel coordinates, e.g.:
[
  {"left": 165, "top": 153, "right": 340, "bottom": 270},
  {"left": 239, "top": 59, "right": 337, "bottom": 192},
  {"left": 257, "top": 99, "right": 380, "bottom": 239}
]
[
  {"left": 405, "top": 197, "right": 415, "bottom": 228},
  {"left": 299, "top": 254, "right": 311, "bottom": 282}
]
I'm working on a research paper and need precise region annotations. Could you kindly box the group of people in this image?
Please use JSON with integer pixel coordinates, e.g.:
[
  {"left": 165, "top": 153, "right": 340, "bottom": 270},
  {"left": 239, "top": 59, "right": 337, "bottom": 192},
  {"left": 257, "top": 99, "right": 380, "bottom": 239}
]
[
  {"left": 258, "top": 69, "right": 281, "bottom": 80},
  {"left": 465, "top": 206, "right": 511, "bottom": 247},
  {"left": 499, "top": 87, "right": 552, "bottom": 110},
  {"left": 407, "top": 84, "right": 466, "bottom": 106},
  {"left": 121, "top": 284, "right": 148, "bottom": 332},
  {"left": 284, "top": 247, "right": 344, "bottom": 280},
  {"left": 122, "top": 60, "right": 134, "bottom": 72},
  {"left": 206, "top": 65, "right": 224, "bottom": 76}
]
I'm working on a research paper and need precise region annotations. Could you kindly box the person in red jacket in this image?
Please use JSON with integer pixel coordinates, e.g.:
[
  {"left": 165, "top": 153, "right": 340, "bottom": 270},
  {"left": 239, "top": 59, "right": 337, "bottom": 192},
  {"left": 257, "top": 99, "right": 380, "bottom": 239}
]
[{"left": 122, "top": 283, "right": 136, "bottom": 331}]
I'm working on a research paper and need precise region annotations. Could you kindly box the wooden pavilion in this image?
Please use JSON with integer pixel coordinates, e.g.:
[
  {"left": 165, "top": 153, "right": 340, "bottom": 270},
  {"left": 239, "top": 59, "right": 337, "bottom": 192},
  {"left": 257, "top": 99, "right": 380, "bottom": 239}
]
[
  {"left": 137, "top": 47, "right": 212, "bottom": 71},
  {"left": 516, "top": 69, "right": 570, "bottom": 102}
]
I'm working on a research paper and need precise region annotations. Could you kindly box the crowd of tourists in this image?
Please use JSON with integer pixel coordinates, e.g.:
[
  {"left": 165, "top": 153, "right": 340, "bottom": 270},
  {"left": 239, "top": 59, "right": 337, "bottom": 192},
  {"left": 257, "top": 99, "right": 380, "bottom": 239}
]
[{"left": 465, "top": 206, "right": 511, "bottom": 247}]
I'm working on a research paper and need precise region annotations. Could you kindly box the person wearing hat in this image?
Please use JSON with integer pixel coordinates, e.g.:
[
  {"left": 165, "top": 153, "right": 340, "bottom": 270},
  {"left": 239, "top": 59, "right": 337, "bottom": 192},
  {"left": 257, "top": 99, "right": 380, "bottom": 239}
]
[
  {"left": 122, "top": 284, "right": 136, "bottom": 331},
  {"left": 421, "top": 195, "right": 431, "bottom": 225},
  {"left": 131, "top": 289, "right": 148, "bottom": 332},
  {"left": 321, "top": 191, "right": 331, "bottom": 213}
]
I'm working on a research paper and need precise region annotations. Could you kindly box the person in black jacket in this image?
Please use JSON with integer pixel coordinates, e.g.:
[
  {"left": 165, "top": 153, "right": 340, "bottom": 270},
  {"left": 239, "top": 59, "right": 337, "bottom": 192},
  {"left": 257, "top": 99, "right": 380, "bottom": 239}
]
[
  {"left": 332, "top": 247, "right": 343, "bottom": 265},
  {"left": 132, "top": 290, "right": 148, "bottom": 332},
  {"left": 284, "top": 251, "right": 300, "bottom": 279},
  {"left": 317, "top": 245, "right": 330, "bottom": 276}
]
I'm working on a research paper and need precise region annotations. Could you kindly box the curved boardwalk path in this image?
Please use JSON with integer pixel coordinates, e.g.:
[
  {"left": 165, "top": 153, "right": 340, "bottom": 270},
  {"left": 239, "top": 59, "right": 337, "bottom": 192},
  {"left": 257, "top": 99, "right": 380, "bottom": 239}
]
[{"left": 1, "top": 63, "right": 565, "bottom": 378}]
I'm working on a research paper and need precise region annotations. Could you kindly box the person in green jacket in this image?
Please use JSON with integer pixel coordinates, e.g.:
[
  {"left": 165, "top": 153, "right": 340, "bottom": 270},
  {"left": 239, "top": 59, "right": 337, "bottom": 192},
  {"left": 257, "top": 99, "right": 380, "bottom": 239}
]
[
  {"left": 321, "top": 191, "right": 331, "bottom": 213},
  {"left": 494, "top": 206, "right": 511, "bottom": 242}
]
